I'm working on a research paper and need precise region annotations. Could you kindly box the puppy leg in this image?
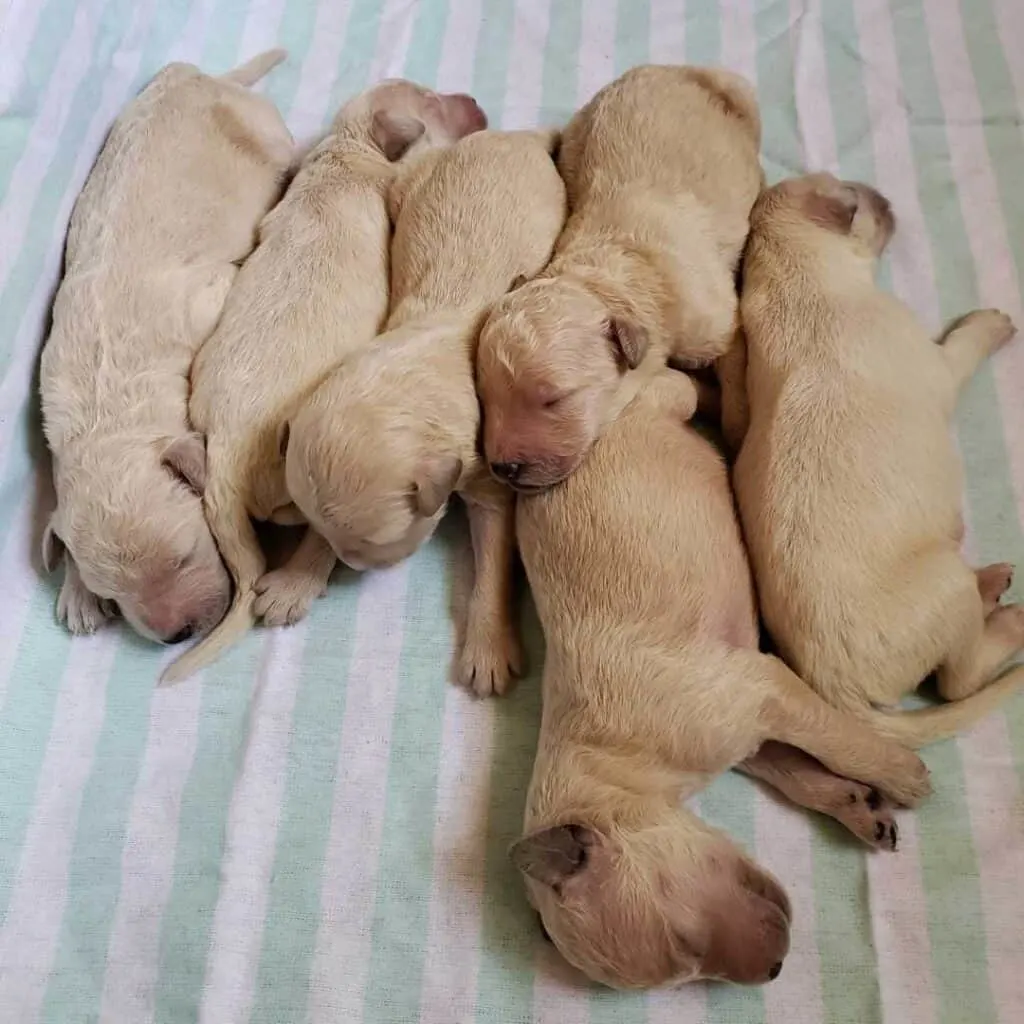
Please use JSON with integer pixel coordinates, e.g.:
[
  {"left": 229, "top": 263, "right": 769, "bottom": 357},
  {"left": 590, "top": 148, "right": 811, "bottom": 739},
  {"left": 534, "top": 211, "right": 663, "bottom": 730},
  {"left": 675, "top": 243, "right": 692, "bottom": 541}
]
[
  {"left": 716, "top": 330, "right": 749, "bottom": 456},
  {"left": 937, "top": 602, "right": 1024, "bottom": 702},
  {"left": 749, "top": 653, "right": 931, "bottom": 806},
  {"left": 457, "top": 492, "right": 523, "bottom": 697},
  {"left": 938, "top": 309, "right": 1016, "bottom": 394},
  {"left": 976, "top": 562, "right": 1014, "bottom": 616},
  {"left": 738, "top": 742, "right": 899, "bottom": 851},
  {"left": 253, "top": 528, "right": 336, "bottom": 627},
  {"left": 56, "top": 555, "right": 116, "bottom": 634}
]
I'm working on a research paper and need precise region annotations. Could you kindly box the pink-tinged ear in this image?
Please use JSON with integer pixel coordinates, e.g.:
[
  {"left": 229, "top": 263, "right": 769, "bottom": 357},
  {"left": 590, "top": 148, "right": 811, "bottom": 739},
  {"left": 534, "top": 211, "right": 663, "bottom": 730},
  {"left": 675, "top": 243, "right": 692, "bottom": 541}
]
[
  {"left": 413, "top": 454, "right": 463, "bottom": 517},
  {"left": 160, "top": 433, "right": 207, "bottom": 495},
  {"left": 607, "top": 316, "right": 649, "bottom": 370},
  {"left": 42, "top": 517, "right": 65, "bottom": 573},
  {"left": 803, "top": 183, "right": 859, "bottom": 235},
  {"left": 371, "top": 110, "right": 426, "bottom": 161},
  {"left": 509, "top": 824, "right": 600, "bottom": 890}
]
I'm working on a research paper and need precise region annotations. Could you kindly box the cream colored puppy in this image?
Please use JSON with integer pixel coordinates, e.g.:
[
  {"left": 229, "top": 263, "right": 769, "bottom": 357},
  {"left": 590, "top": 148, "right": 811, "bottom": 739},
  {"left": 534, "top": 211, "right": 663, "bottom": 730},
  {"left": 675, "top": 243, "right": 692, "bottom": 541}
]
[
  {"left": 732, "top": 173, "right": 1023, "bottom": 746},
  {"left": 161, "top": 81, "right": 486, "bottom": 683},
  {"left": 285, "top": 129, "right": 567, "bottom": 696},
  {"left": 511, "top": 368, "right": 931, "bottom": 989},
  {"left": 476, "top": 65, "right": 762, "bottom": 492},
  {"left": 41, "top": 51, "right": 293, "bottom": 643}
]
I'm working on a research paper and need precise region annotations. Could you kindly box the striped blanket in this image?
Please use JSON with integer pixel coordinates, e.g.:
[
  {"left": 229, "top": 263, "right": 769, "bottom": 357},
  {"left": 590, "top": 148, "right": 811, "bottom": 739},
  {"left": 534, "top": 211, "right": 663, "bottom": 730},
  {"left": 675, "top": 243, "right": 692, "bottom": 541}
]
[{"left": 1, "top": 1, "right": 1022, "bottom": 1022}]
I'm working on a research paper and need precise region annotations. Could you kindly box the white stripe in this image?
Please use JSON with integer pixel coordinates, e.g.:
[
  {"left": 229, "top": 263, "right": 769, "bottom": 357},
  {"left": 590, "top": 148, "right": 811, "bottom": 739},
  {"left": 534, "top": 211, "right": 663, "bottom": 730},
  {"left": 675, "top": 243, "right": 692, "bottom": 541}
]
[
  {"left": 416, "top": 691, "right": 495, "bottom": 1024},
  {"left": 235, "top": 0, "right": 291, "bottom": 84},
  {"left": 435, "top": 0, "right": 482, "bottom": 94},
  {"left": 719, "top": 0, "right": 757, "bottom": 85},
  {"left": 919, "top": 0, "right": 1024, "bottom": 518},
  {"left": 791, "top": 0, "right": 838, "bottom": 172},
  {"left": 958, "top": 715, "right": 1024, "bottom": 1024},
  {"left": 288, "top": 0, "right": 358, "bottom": 140},
  {"left": 500, "top": 0, "right": 551, "bottom": 129},
  {"left": 866, "top": 815, "right": 937, "bottom": 1024},
  {"left": 367, "top": 0, "right": 416, "bottom": 84},
  {"left": 648, "top": 0, "right": 685, "bottom": 65},
  {"left": 307, "top": 563, "right": 411, "bottom": 1024},
  {"left": 576, "top": 0, "right": 617, "bottom": 108},
  {"left": 0, "top": 0, "right": 67, "bottom": 109},
  {"left": 98, "top": 674, "right": 204, "bottom": 1024},
  {"left": 0, "top": 633, "right": 118, "bottom": 1023},
  {"left": 197, "top": 624, "right": 308, "bottom": 1024},
  {"left": 165, "top": 0, "right": 219, "bottom": 65},
  {"left": 755, "top": 791, "right": 824, "bottom": 1024}
]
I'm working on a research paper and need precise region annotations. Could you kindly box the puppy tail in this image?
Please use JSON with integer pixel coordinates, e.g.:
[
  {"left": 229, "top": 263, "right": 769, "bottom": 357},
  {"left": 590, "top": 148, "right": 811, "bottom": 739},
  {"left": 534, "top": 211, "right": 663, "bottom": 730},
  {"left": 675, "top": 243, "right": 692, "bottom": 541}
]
[
  {"left": 160, "top": 475, "right": 265, "bottom": 685},
  {"left": 221, "top": 48, "right": 287, "bottom": 87},
  {"left": 860, "top": 665, "right": 1024, "bottom": 749}
]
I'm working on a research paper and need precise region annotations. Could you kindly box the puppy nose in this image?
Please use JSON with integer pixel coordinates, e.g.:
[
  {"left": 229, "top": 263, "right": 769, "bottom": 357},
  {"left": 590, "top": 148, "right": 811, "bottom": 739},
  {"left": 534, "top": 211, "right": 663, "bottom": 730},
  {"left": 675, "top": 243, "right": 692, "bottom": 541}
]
[
  {"left": 769, "top": 961, "right": 783, "bottom": 981},
  {"left": 491, "top": 461, "right": 523, "bottom": 482},
  {"left": 168, "top": 625, "right": 194, "bottom": 645}
]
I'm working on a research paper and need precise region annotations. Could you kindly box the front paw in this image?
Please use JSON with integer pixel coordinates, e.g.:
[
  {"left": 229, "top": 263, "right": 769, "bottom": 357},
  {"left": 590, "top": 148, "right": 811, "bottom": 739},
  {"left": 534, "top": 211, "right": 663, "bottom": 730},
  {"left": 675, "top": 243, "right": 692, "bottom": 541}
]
[
  {"left": 880, "top": 750, "right": 932, "bottom": 807},
  {"left": 56, "top": 579, "right": 115, "bottom": 635},
  {"left": 254, "top": 568, "right": 327, "bottom": 627},
  {"left": 834, "top": 784, "right": 900, "bottom": 851},
  {"left": 456, "top": 621, "right": 524, "bottom": 698}
]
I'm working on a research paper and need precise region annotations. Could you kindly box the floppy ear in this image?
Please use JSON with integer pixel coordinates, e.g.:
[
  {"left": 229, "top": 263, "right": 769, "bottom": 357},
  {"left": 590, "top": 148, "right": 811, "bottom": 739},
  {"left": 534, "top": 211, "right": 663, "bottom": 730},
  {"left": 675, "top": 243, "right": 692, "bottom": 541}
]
[
  {"left": 277, "top": 420, "right": 291, "bottom": 460},
  {"left": 413, "top": 454, "right": 463, "bottom": 517},
  {"left": 804, "top": 183, "right": 859, "bottom": 235},
  {"left": 160, "top": 434, "right": 207, "bottom": 495},
  {"left": 607, "top": 316, "right": 649, "bottom": 370},
  {"left": 371, "top": 110, "right": 426, "bottom": 162},
  {"left": 509, "top": 824, "right": 600, "bottom": 890},
  {"left": 42, "top": 517, "right": 65, "bottom": 573}
]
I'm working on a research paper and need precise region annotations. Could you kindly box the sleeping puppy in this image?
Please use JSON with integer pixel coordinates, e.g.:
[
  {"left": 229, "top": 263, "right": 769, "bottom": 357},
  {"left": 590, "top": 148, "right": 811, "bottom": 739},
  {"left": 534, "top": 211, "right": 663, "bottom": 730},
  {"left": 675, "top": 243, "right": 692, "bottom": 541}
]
[
  {"left": 732, "top": 173, "right": 1023, "bottom": 746},
  {"left": 475, "top": 65, "right": 763, "bottom": 493},
  {"left": 161, "top": 81, "right": 486, "bottom": 684},
  {"left": 285, "top": 130, "right": 567, "bottom": 696},
  {"left": 40, "top": 51, "right": 293, "bottom": 643},
  {"left": 511, "top": 368, "right": 931, "bottom": 989}
]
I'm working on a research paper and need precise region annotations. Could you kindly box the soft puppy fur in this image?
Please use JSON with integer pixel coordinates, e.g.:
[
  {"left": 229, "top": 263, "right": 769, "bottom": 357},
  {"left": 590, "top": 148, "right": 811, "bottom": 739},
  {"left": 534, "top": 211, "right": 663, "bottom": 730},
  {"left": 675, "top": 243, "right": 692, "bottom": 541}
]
[
  {"left": 162, "top": 81, "right": 485, "bottom": 684},
  {"left": 511, "top": 368, "right": 931, "bottom": 989},
  {"left": 732, "top": 173, "right": 1023, "bottom": 746},
  {"left": 475, "top": 65, "right": 763, "bottom": 492},
  {"left": 40, "top": 51, "right": 293, "bottom": 643},
  {"left": 285, "top": 129, "right": 568, "bottom": 696}
]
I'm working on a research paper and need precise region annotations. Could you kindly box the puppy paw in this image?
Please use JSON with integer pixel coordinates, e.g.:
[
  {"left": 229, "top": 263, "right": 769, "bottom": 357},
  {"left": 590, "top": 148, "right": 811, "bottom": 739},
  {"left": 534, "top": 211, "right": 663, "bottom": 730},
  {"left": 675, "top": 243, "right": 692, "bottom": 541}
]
[
  {"left": 960, "top": 308, "right": 1017, "bottom": 350},
  {"left": 833, "top": 784, "right": 900, "bottom": 851},
  {"left": 457, "top": 623, "right": 524, "bottom": 698},
  {"left": 254, "top": 569, "right": 327, "bottom": 627},
  {"left": 878, "top": 750, "right": 932, "bottom": 808},
  {"left": 56, "top": 579, "right": 115, "bottom": 635}
]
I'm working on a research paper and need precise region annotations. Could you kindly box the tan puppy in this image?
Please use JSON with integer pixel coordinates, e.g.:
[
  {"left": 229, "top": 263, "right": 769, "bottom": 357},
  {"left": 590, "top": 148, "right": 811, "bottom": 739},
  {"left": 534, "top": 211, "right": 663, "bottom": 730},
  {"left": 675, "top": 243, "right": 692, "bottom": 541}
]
[
  {"left": 732, "top": 173, "right": 1023, "bottom": 746},
  {"left": 511, "top": 368, "right": 931, "bottom": 989},
  {"left": 475, "top": 65, "right": 763, "bottom": 492},
  {"left": 40, "top": 51, "right": 293, "bottom": 643},
  {"left": 285, "top": 130, "right": 567, "bottom": 696},
  {"left": 161, "top": 81, "right": 486, "bottom": 684}
]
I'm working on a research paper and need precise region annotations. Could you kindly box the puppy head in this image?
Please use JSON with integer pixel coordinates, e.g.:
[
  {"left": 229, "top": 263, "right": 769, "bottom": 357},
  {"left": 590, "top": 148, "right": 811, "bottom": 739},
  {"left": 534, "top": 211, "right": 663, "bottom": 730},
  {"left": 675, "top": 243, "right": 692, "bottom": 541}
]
[
  {"left": 45, "top": 434, "right": 231, "bottom": 643},
  {"left": 476, "top": 277, "right": 646, "bottom": 492},
  {"left": 511, "top": 819, "right": 791, "bottom": 989},
  {"left": 284, "top": 382, "right": 463, "bottom": 571},
  {"left": 751, "top": 173, "right": 895, "bottom": 258},
  {"left": 336, "top": 78, "right": 487, "bottom": 161}
]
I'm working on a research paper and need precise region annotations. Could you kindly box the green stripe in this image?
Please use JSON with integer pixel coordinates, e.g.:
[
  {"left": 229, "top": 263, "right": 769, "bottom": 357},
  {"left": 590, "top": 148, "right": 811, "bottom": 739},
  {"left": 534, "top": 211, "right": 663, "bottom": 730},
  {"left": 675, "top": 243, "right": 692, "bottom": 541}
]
[
  {"left": 40, "top": 642, "right": 162, "bottom": 1023},
  {"left": 402, "top": 0, "right": 452, "bottom": 90},
  {"left": 325, "top": 0, "right": 392, "bottom": 128},
  {"left": 614, "top": 0, "right": 648, "bottom": 78},
  {"left": 249, "top": 580, "right": 363, "bottom": 1024},
  {"left": 538, "top": 0, "right": 582, "bottom": 129},
  {"left": 261, "top": 0, "right": 324, "bottom": 115},
  {"left": 152, "top": 640, "right": 262, "bottom": 1023},
  {"left": 467, "top": 0, "right": 518, "bottom": 125}
]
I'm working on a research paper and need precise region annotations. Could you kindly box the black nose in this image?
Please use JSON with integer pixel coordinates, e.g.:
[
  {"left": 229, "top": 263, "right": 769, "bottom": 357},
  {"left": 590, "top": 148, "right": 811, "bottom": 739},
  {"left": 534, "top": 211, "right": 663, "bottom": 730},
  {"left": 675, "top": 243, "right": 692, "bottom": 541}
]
[
  {"left": 168, "top": 625, "right": 194, "bottom": 645},
  {"left": 769, "top": 961, "right": 783, "bottom": 981},
  {"left": 491, "top": 461, "right": 523, "bottom": 482}
]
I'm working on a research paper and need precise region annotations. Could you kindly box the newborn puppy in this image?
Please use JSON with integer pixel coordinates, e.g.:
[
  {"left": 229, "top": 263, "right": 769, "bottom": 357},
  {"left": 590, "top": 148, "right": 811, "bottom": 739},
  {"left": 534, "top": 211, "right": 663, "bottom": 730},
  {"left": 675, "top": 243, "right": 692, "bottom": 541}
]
[
  {"left": 40, "top": 51, "right": 293, "bottom": 643},
  {"left": 476, "top": 65, "right": 763, "bottom": 492},
  {"left": 732, "top": 173, "right": 1023, "bottom": 745},
  {"left": 161, "top": 81, "right": 485, "bottom": 684},
  {"left": 285, "top": 129, "right": 567, "bottom": 696},
  {"left": 512, "top": 368, "right": 931, "bottom": 989}
]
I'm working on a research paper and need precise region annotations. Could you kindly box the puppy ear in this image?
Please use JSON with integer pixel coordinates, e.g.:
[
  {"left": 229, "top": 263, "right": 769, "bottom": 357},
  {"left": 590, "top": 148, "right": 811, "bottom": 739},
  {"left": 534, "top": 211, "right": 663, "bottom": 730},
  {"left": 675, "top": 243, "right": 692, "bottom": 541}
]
[
  {"left": 161, "top": 434, "right": 207, "bottom": 495},
  {"left": 804, "top": 183, "right": 859, "bottom": 235},
  {"left": 413, "top": 454, "right": 463, "bottom": 517},
  {"left": 372, "top": 110, "right": 426, "bottom": 162},
  {"left": 42, "top": 517, "right": 65, "bottom": 573},
  {"left": 278, "top": 420, "right": 291, "bottom": 460},
  {"left": 607, "top": 316, "right": 649, "bottom": 370},
  {"left": 509, "top": 274, "right": 528, "bottom": 291},
  {"left": 509, "top": 824, "right": 600, "bottom": 889}
]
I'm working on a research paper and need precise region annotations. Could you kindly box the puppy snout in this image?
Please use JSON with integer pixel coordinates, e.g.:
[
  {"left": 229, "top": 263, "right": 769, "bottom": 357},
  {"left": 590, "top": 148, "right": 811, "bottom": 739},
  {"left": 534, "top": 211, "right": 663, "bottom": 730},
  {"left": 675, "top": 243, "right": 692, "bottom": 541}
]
[
  {"left": 168, "top": 625, "right": 195, "bottom": 645},
  {"left": 491, "top": 461, "right": 524, "bottom": 483}
]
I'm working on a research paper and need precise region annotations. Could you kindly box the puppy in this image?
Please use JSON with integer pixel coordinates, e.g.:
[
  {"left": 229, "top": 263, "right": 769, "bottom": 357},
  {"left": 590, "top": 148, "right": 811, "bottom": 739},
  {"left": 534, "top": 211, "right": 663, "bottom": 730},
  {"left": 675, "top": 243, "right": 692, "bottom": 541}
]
[
  {"left": 732, "top": 173, "right": 1023, "bottom": 745},
  {"left": 40, "top": 51, "right": 293, "bottom": 643},
  {"left": 285, "top": 129, "right": 568, "bottom": 696},
  {"left": 511, "top": 368, "right": 931, "bottom": 989},
  {"left": 161, "top": 81, "right": 486, "bottom": 683},
  {"left": 475, "top": 65, "right": 763, "bottom": 492}
]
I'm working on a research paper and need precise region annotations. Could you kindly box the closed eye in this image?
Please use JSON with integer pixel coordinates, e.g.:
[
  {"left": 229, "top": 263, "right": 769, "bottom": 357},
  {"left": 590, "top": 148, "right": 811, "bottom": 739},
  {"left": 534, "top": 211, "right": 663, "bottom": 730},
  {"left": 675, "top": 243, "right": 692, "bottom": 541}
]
[{"left": 543, "top": 389, "right": 576, "bottom": 409}]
